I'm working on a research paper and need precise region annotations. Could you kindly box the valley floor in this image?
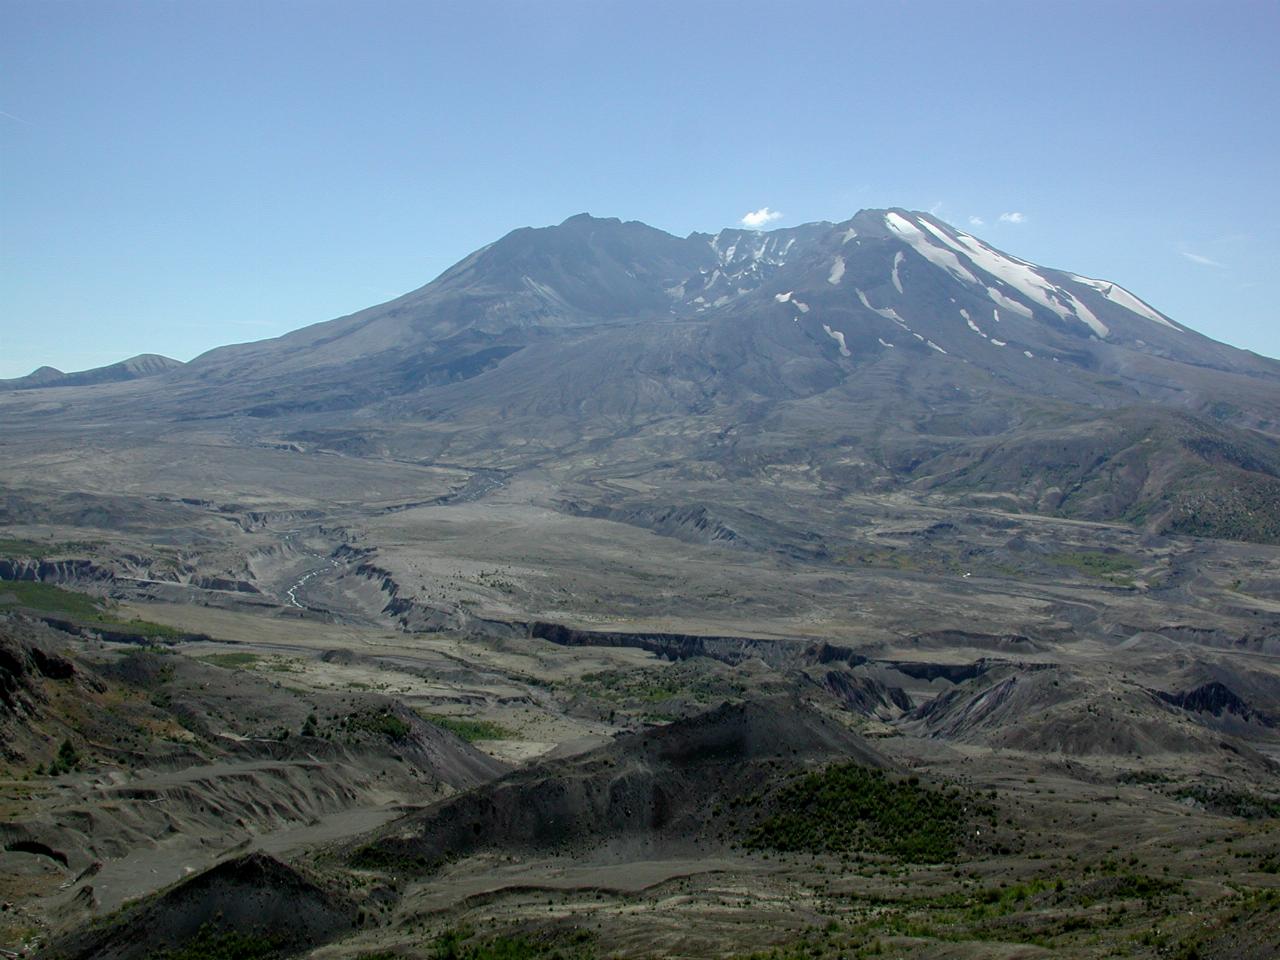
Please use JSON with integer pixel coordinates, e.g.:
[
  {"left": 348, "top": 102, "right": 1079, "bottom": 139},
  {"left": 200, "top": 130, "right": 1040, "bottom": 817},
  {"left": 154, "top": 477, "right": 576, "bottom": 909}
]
[{"left": 0, "top": 436, "right": 1278, "bottom": 959}]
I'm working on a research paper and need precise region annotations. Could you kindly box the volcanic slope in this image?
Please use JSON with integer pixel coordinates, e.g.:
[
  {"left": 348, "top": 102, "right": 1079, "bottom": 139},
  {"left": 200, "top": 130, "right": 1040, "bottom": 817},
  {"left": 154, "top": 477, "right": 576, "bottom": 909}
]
[
  {"left": 349, "top": 697, "right": 891, "bottom": 870},
  {"left": 4, "top": 209, "right": 1277, "bottom": 545}
]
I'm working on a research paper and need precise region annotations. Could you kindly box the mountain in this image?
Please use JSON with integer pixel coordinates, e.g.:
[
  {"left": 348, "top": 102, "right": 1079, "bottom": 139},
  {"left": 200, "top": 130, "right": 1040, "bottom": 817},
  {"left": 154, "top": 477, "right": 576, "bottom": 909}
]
[
  {"left": 6, "top": 210, "right": 1280, "bottom": 541},
  {"left": 0, "top": 354, "right": 184, "bottom": 391},
  {"left": 174, "top": 208, "right": 1277, "bottom": 411}
]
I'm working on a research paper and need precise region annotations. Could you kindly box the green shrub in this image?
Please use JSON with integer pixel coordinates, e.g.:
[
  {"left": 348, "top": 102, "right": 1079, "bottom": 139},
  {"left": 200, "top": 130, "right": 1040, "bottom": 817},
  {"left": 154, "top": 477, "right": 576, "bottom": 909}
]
[
  {"left": 431, "top": 927, "right": 595, "bottom": 959},
  {"left": 0, "top": 579, "right": 183, "bottom": 639},
  {"left": 744, "top": 763, "right": 967, "bottom": 862},
  {"left": 148, "top": 923, "right": 282, "bottom": 959},
  {"left": 46, "top": 737, "right": 80, "bottom": 775},
  {"left": 1048, "top": 551, "right": 1138, "bottom": 584},
  {"left": 420, "top": 714, "right": 514, "bottom": 742},
  {"left": 346, "top": 710, "right": 412, "bottom": 741}
]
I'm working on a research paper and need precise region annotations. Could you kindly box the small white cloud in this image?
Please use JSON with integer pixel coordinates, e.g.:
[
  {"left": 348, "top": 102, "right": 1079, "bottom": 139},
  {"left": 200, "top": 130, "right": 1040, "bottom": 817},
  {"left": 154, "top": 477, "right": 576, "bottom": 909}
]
[
  {"left": 1181, "top": 251, "right": 1223, "bottom": 267},
  {"left": 969, "top": 216, "right": 985, "bottom": 227},
  {"left": 741, "top": 207, "right": 783, "bottom": 228},
  {"left": 929, "top": 201, "right": 945, "bottom": 215},
  {"left": 998, "top": 211, "right": 1026, "bottom": 224}
]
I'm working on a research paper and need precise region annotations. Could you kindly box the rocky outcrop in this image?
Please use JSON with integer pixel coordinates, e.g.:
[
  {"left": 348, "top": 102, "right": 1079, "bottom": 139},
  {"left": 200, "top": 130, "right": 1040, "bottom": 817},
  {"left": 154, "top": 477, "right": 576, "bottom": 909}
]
[
  {"left": 528, "top": 620, "right": 801, "bottom": 667},
  {"left": 1157, "top": 681, "right": 1271, "bottom": 724}
]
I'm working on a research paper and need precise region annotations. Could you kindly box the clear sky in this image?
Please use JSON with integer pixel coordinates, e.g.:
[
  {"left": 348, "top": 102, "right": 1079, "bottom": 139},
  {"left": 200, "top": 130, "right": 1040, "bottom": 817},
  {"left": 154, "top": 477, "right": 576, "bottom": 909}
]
[{"left": 2, "top": 0, "right": 1278, "bottom": 378}]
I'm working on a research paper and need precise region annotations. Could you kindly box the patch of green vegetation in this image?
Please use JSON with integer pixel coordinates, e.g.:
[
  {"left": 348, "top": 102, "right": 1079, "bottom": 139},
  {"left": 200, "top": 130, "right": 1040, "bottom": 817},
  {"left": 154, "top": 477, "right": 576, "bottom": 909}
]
[
  {"left": 197, "top": 652, "right": 263, "bottom": 670},
  {"left": 38, "top": 738, "right": 81, "bottom": 776},
  {"left": 744, "top": 764, "right": 972, "bottom": 862},
  {"left": 842, "top": 546, "right": 920, "bottom": 572},
  {"left": 0, "top": 537, "right": 102, "bottom": 558},
  {"left": 0, "top": 579, "right": 184, "bottom": 639},
  {"left": 431, "top": 927, "right": 596, "bottom": 960},
  {"left": 1153, "top": 887, "right": 1280, "bottom": 960},
  {"left": 148, "top": 923, "right": 283, "bottom": 960},
  {"left": 0, "top": 579, "right": 105, "bottom": 618},
  {"left": 1171, "top": 783, "right": 1280, "bottom": 818},
  {"left": 1108, "top": 873, "right": 1180, "bottom": 900},
  {"left": 114, "top": 618, "right": 185, "bottom": 640},
  {"left": 345, "top": 709, "right": 411, "bottom": 741},
  {"left": 963, "top": 877, "right": 1057, "bottom": 920},
  {"left": 1206, "top": 401, "right": 1243, "bottom": 423},
  {"left": 563, "top": 665, "right": 743, "bottom": 707},
  {"left": 1048, "top": 550, "right": 1138, "bottom": 585},
  {"left": 0, "top": 538, "right": 60, "bottom": 558},
  {"left": 349, "top": 842, "right": 440, "bottom": 875},
  {"left": 729, "top": 864, "right": 1189, "bottom": 958},
  {"left": 420, "top": 713, "right": 515, "bottom": 742}
]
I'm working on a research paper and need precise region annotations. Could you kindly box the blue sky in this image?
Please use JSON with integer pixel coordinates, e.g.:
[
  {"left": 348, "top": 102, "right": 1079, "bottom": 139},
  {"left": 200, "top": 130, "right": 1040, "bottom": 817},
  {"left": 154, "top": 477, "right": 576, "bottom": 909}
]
[{"left": 2, "top": 0, "right": 1278, "bottom": 377}]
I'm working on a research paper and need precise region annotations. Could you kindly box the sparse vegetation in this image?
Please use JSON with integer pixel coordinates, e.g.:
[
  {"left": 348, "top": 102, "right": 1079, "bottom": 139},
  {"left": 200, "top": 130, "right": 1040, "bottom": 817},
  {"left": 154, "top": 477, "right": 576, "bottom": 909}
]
[
  {"left": 431, "top": 927, "right": 596, "bottom": 960},
  {"left": 345, "top": 709, "right": 412, "bottom": 741},
  {"left": 561, "top": 665, "right": 744, "bottom": 708},
  {"left": 420, "top": 713, "right": 515, "bottom": 741},
  {"left": 0, "top": 537, "right": 96, "bottom": 558},
  {"left": 1048, "top": 550, "right": 1139, "bottom": 584},
  {"left": 197, "top": 652, "right": 263, "bottom": 670},
  {"left": 147, "top": 923, "right": 283, "bottom": 960},
  {"left": 349, "top": 843, "right": 439, "bottom": 874},
  {"left": 1172, "top": 783, "right": 1280, "bottom": 818},
  {"left": 744, "top": 763, "right": 972, "bottom": 862},
  {"left": 0, "top": 579, "right": 183, "bottom": 639},
  {"left": 44, "top": 737, "right": 80, "bottom": 775},
  {"left": 0, "top": 580, "right": 106, "bottom": 618}
]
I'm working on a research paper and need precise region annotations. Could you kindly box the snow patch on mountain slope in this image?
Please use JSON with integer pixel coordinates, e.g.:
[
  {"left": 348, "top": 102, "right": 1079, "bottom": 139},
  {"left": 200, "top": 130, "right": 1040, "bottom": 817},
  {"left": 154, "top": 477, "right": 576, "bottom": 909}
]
[
  {"left": 823, "top": 324, "right": 851, "bottom": 356},
  {"left": 857, "top": 288, "right": 905, "bottom": 324},
  {"left": 915, "top": 219, "right": 1110, "bottom": 338},
  {"left": 986, "top": 287, "right": 1033, "bottom": 319},
  {"left": 884, "top": 212, "right": 980, "bottom": 285},
  {"left": 1070, "top": 275, "right": 1179, "bottom": 330},
  {"left": 878, "top": 338, "right": 895, "bottom": 348},
  {"left": 892, "top": 251, "right": 905, "bottom": 294},
  {"left": 962, "top": 309, "right": 987, "bottom": 338},
  {"left": 773, "top": 291, "right": 808, "bottom": 313},
  {"left": 828, "top": 256, "right": 846, "bottom": 284},
  {"left": 523, "top": 276, "right": 569, "bottom": 306}
]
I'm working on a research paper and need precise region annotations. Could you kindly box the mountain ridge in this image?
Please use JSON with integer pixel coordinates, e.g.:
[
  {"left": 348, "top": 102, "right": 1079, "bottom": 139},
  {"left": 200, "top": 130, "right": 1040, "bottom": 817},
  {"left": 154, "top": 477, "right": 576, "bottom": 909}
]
[
  {"left": 4, "top": 209, "right": 1278, "bottom": 543},
  {"left": 0, "top": 353, "right": 184, "bottom": 391}
]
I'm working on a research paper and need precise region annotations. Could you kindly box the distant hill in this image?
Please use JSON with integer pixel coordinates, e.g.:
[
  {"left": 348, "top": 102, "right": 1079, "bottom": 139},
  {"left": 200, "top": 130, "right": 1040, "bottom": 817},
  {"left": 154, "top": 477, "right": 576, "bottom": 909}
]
[{"left": 0, "top": 354, "right": 184, "bottom": 390}]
